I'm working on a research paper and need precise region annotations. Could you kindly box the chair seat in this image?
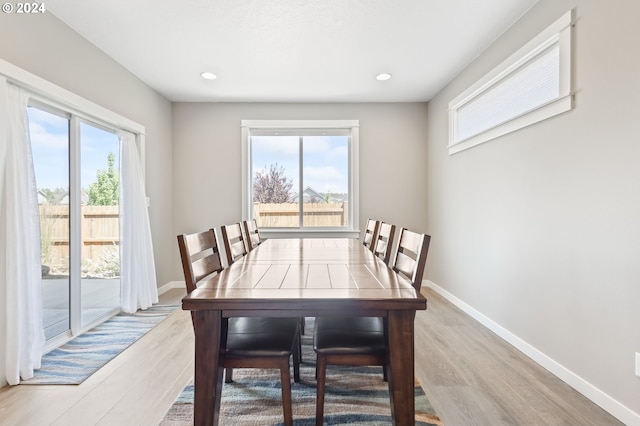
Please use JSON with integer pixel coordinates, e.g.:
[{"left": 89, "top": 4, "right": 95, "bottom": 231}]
[
  {"left": 227, "top": 317, "right": 300, "bottom": 357},
  {"left": 313, "top": 317, "right": 386, "bottom": 356}
]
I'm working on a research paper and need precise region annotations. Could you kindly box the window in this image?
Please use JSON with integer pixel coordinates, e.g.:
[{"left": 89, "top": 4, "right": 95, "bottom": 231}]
[
  {"left": 448, "top": 9, "right": 574, "bottom": 155},
  {"left": 242, "top": 120, "right": 359, "bottom": 234}
]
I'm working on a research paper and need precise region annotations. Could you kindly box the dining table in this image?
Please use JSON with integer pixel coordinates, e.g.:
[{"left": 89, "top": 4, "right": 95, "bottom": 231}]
[{"left": 181, "top": 237, "right": 427, "bottom": 425}]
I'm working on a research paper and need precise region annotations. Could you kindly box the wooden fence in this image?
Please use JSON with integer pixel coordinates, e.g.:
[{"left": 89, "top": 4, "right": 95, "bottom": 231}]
[
  {"left": 253, "top": 202, "right": 348, "bottom": 227},
  {"left": 39, "top": 202, "right": 346, "bottom": 272},
  {"left": 39, "top": 205, "right": 119, "bottom": 269}
]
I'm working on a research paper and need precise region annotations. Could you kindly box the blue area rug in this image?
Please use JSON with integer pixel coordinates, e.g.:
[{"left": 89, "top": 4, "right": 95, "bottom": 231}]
[
  {"left": 21, "top": 304, "right": 178, "bottom": 385},
  {"left": 161, "top": 318, "right": 442, "bottom": 425}
]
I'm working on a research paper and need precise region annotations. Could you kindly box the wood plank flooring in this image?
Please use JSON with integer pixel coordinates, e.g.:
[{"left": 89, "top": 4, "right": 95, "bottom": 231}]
[
  {"left": 415, "top": 288, "right": 622, "bottom": 426},
  {"left": 0, "top": 287, "right": 623, "bottom": 425}
]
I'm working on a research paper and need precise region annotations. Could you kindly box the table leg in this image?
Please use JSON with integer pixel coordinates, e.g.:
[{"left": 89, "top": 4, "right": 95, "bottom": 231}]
[
  {"left": 387, "top": 310, "right": 415, "bottom": 426},
  {"left": 193, "top": 310, "right": 224, "bottom": 425}
]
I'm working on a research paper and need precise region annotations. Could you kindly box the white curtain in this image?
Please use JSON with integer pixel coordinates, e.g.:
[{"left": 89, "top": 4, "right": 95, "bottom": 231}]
[
  {"left": 2, "top": 82, "right": 45, "bottom": 385},
  {"left": 119, "top": 130, "right": 158, "bottom": 313}
]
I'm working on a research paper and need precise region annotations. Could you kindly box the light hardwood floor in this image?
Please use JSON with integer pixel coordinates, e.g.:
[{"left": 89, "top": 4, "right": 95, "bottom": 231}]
[
  {"left": 415, "top": 288, "right": 622, "bottom": 426},
  {"left": 0, "top": 287, "right": 623, "bottom": 425}
]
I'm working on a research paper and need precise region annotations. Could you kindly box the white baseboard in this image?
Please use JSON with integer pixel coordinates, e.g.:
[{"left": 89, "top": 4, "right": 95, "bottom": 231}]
[
  {"left": 426, "top": 280, "right": 640, "bottom": 426},
  {"left": 157, "top": 281, "right": 184, "bottom": 295}
]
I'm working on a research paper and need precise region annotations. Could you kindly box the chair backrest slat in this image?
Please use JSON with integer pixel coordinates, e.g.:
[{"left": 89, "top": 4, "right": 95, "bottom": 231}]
[
  {"left": 392, "top": 228, "right": 431, "bottom": 292},
  {"left": 221, "top": 222, "right": 248, "bottom": 265},
  {"left": 191, "top": 255, "right": 223, "bottom": 284}
]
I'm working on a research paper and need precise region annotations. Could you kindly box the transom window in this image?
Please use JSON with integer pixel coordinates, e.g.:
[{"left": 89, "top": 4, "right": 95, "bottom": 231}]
[
  {"left": 448, "top": 9, "right": 574, "bottom": 154},
  {"left": 241, "top": 120, "right": 359, "bottom": 233}
]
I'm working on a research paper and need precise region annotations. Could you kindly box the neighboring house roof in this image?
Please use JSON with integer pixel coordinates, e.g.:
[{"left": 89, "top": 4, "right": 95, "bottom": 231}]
[
  {"left": 37, "top": 191, "right": 48, "bottom": 204},
  {"left": 37, "top": 189, "right": 89, "bottom": 205},
  {"left": 290, "top": 186, "right": 327, "bottom": 203},
  {"left": 327, "top": 193, "right": 348, "bottom": 203},
  {"left": 59, "top": 192, "right": 90, "bottom": 205}
]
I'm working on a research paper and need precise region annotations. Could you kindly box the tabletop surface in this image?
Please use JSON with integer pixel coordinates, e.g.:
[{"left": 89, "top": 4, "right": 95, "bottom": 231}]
[{"left": 182, "top": 238, "right": 427, "bottom": 311}]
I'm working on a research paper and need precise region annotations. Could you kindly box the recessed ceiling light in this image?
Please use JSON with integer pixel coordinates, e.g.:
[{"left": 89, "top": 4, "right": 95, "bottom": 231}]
[
  {"left": 376, "top": 73, "right": 392, "bottom": 81},
  {"left": 200, "top": 72, "right": 217, "bottom": 80}
]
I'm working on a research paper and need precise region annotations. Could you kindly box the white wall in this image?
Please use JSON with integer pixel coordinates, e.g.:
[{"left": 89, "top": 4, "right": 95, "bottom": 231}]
[
  {"left": 0, "top": 13, "right": 174, "bottom": 386},
  {"left": 426, "top": 0, "right": 640, "bottom": 421},
  {"left": 172, "top": 102, "right": 429, "bottom": 278}
]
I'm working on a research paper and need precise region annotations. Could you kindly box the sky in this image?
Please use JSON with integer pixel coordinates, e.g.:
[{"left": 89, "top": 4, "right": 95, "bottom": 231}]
[
  {"left": 28, "top": 108, "right": 349, "bottom": 199},
  {"left": 27, "top": 106, "right": 119, "bottom": 192},
  {"left": 251, "top": 135, "right": 349, "bottom": 196}
]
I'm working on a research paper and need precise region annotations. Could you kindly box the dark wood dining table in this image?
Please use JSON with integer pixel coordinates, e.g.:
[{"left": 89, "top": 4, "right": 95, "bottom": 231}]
[{"left": 181, "top": 238, "right": 427, "bottom": 425}]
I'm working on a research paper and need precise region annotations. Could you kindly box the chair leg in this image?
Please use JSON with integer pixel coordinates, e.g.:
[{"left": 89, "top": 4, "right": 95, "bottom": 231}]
[
  {"left": 225, "top": 367, "right": 233, "bottom": 383},
  {"left": 293, "top": 335, "right": 301, "bottom": 383},
  {"left": 315, "top": 356, "right": 327, "bottom": 426},
  {"left": 382, "top": 365, "right": 388, "bottom": 382},
  {"left": 279, "top": 359, "right": 294, "bottom": 426}
]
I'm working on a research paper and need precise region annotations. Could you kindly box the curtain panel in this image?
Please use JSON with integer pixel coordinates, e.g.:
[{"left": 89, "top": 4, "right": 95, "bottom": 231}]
[
  {"left": 119, "top": 130, "right": 158, "bottom": 313},
  {"left": 1, "top": 81, "right": 45, "bottom": 385}
]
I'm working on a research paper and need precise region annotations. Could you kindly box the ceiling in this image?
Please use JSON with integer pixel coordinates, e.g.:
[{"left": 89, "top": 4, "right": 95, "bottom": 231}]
[{"left": 47, "top": 0, "right": 538, "bottom": 103}]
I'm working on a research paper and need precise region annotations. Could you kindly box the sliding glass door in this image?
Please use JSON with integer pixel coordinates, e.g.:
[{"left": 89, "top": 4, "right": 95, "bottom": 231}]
[{"left": 28, "top": 105, "right": 121, "bottom": 342}]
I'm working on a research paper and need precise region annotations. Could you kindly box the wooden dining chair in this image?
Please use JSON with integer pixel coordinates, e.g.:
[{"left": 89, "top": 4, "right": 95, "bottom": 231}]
[
  {"left": 243, "top": 219, "right": 263, "bottom": 251},
  {"left": 221, "top": 222, "right": 248, "bottom": 266},
  {"left": 313, "top": 228, "right": 431, "bottom": 426},
  {"left": 177, "top": 229, "right": 301, "bottom": 426},
  {"left": 372, "top": 222, "right": 396, "bottom": 265},
  {"left": 362, "top": 218, "right": 380, "bottom": 252}
]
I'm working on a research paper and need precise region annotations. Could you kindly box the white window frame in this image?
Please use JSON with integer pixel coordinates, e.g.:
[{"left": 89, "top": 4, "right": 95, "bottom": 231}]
[
  {"left": 241, "top": 119, "right": 360, "bottom": 238},
  {"left": 448, "top": 9, "right": 574, "bottom": 155}
]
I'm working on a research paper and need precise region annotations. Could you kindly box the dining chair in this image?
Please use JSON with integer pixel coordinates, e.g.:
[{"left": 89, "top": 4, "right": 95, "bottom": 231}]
[
  {"left": 177, "top": 229, "right": 301, "bottom": 426},
  {"left": 372, "top": 222, "right": 396, "bottom": 265},
  {"left": 243, "top": 219, "right": 262, "bottom": 251},
  {"left": 362, "top": 218, "right": 380, "bottom": 252},
  {"left": 221, "top": 222, "right": 248, "bottom": 266},
  {"left": 313, "top": 228, "right": 431, "bottom": 426}
]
